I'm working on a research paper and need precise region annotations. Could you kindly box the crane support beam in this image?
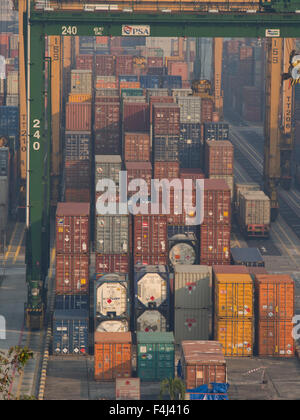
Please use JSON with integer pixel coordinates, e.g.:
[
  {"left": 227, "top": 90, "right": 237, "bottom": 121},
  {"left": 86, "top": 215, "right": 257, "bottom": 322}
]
[{"left": 213, "top": 38, "right": 223, "bottom": 119}]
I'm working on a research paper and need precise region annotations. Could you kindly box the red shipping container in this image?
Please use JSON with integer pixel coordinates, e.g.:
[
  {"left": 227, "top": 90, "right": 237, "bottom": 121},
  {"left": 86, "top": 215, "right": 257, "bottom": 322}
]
[
  {"left": 153, "top": 104, "right": 180, "bottom": 136},
  {"left": 257, "top": 320, "right": 294, "bottom": 357},
  {"left": 95, "top": 55, "right": 115, "bottom": 76},
  {"left": 154, "top": 161, "right": 180, "bottom": 180},
  {"left": 95, "top": 254, "right": 130, "bottom": 275},
  {"left": 56, "top": 203, "right": 90, "bottom": 254},
  {"left": 65, "top": 103, "right": 92, "bottom": 131},
  {"left": 134, "top": 253, "right": 168, "bottom": 266},
  {"left": 64, "top": 161, "right": 90, "bottom": 189},
  {"left": 124, "top": 132, "right": 150, "bottom": 162},
  {"left": 123, "top": 103, "right": 150, "bottom": 132},
  {"left": 115, "top": 56, "right": 134, "bottom": 76},
  {"left": 96, "top": 36, "right": 109, "bottom": 45},
  {"left": 200, "top": 224, "right": 231, "bottom": 265},
  {"left": 55, "top": 254, "right": 89, "bottom": 295},
  {"left": 205, "top": 140, "right": 234, "bottom": 176},
  {"left": 134, "top": 215, "right": 167, "bottom": 255},
  {"left": 65, "top": 188, "right": 91, "bottom": 203},
  {"left": 180, "top": 168, "right": 205, "bottom": 182},
  {"left": 95, "top": 96, "right": 120, "bottom": 104},
  {"left": 10, "top": 49, "right": 18, "bottom": 59},
  {"left": 126, "top": 162, "right": 152, "bottom": 196},
  {"left": 94, "top": 102, "right": 120, "bottom": 130},
  {"left": 202, "top": 179, "right": 231, "bottom": 225},
  {"left": 168, "top": 61, "right": 189, "bottom": 81},
  {"left": 149, "top": 96, "right": 174, "bottom": 123},
  {"left": 201, "top": 98, "right": 213, "bottom": 123},
  {"left": 147, "top": 57, "right": 164, "bottom": 67},
  {"left": 76, "top": 55, "right": 94, "bottom": 70}
]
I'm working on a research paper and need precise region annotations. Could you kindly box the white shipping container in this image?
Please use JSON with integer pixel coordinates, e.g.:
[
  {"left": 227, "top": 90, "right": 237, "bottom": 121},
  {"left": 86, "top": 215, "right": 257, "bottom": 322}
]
[
  {"left": 116, "top": 378, "right": 140, "bottom": 400},
  {"left": 174, "top": 308, "right": 210, "bottom": 344},
  {"left": 137, "top": 273, "right": 167, "bottom": 308},
  {"left": 171, "top": 88, "right": 192, "bottom": 97},
  {"left": 95, "top": 275, "right": 129, "bottom": 318},
  {"left": 0, "top": 176, "right": 9, "bottom": 233},
  {"left": 6, "top": 94, "right": 18, "bottom": 106},
  {"left": 136, "top": 310, "right": 167, "bottom": 332},
  {"left": 71, "top": 70, "right": 92, "bottom": 94},
  {"left": 239, "top": 190, "right": 271, "bottom": 226},
  {"left": 96, "top": 319, "right": 129, "bottom": 333},
  {"left": 174, "top": 265, "right": 212, "bottom": 309},
  {"left": 176, "top": 97, "right": 202, "bottom": 123},
  {"left": 6, "top": 71, "right": 18, "bottom": 95}
]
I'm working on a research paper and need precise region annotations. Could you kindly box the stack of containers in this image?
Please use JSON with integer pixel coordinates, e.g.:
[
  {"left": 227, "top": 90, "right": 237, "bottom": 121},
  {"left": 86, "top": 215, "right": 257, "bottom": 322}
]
[
  {"left": 94, "top": 273, "right": 130, "bottom": 333},
  {"left": 200, "top": 179, "right": 231, "bottom": 266},
  {"left": 176, "top": 97, "right": 202, "bottom": 168},
  {"left": 204, "top": 140, "right": 234, "bottom": 201},
  {"left": 6, "top": 70, "right": 18, "bottom": 106},
  {"left": 94, "top": 98, "right": 121, "bottom": 155},
  {"left": 53, "top": 203, "right": 90, "bottom": 355},
  {"left": 134, "top": 265, "right": 170, "bottom": 333},
  {"left": 95, "top": 155, "right": 131, "bottom": 275},
  {"left": 0, "top": 147, "right": 9, "bottom": 234},
  {"left": 213, "top": 265, "right": 254, "bottom": 357},
  {"left": 125, "top": 161, "right": 152, "bottom": 198},
  {"left": 255, "top": 274, "right": 294, "bottom": 357},
  {"left": 174, "top": 265, "right": 212, "bottom": 344},
  {"left": 242, "top": 86, "right": 261, "bottom": 122}
]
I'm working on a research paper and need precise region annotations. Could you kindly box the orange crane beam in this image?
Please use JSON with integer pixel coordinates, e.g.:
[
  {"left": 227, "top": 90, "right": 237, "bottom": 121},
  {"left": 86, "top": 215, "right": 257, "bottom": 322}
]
[{"left": 213, "top": 38, "right": 223, "bottom": 120}]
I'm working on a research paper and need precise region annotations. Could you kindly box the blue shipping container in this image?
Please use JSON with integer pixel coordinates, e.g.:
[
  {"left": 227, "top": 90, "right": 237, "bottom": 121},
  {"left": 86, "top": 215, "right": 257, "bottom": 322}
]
[
  {"left": 140, "top": 75, "right": 160, "bottom": 89},
  {"left": 54, "top": 295, "right": 89, "bottom": 311},
  {"left": 0, "top": 106, "right": 19, "bottom": 138},
  {"left": 161, "top": 75, "right": 182, "bottom": 89},
  {"left": 52, "top": 310, "right": 89, "bottom": 355}
]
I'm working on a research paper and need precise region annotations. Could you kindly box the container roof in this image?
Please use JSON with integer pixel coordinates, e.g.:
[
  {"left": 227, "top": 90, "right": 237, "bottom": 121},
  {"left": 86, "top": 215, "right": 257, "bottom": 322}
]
[
  {"left": 231, "top": 247, "right": 264, "bottom": 263},
  {"left": 56, "top": 202, "right": 90, "bottom": 216},
  {"left": 137, "top": 332, "right": 174, "bottom": 343}
]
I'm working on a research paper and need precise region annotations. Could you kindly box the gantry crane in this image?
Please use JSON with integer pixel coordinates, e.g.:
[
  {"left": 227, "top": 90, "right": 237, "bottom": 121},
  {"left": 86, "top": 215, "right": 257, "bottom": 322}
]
[
  {"left": 213, "top": 38, "right": 223, "bottom": 120},
  {"left": 264, "top": 38, "right": 295, "bottom": 221}
]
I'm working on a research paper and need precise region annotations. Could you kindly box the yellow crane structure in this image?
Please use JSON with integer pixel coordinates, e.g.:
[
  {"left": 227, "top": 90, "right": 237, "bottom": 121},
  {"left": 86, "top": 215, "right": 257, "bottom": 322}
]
[
  {"left": 264, "top": 38, "right": 295, "bottom": 220},
  {"left": 213, "top": 38, "right": 224, "bottom": 120}
]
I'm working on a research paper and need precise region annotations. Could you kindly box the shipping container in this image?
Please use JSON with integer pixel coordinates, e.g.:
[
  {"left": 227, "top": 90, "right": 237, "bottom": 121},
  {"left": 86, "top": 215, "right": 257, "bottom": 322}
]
[
  {"left": 238, "top": 191, "right": 271, "bottom": 237},
  {"left": 6, "top": 71, "right": 18, "bottom": 95},
  {"left": 146, "top": 88, "right": 169, "bottom": 100},
  {"left": 116, "top": 378, "right": 140, "bottom": 400},
  {"left": 153, "top": 135, "right": 179, "bottom": 162},
  {"left": 200, "top": 224, "right": 231, "bottom": 266},
  {"left": 95, "top": 55, "right": 115, "bottom": 76},
  {"left": 55, "top": 254, "right": 89, "bottom": 295},
  {"left": 125, "top": 162, "right": 152, "bottom": 196},
  {"left": 231, "top": 247, "right": 264, "bottom": 267},
  {"left": 168, "top": 234, "right": 198, "bottom": 268},
  {"left": 203, "top": 123, "right": 229, "bottom": 141},
  {"left": 95, "top": 319, "right": 129, "bottom": 333},
  {"left": 54, "top": 294, "right": 89, "bottom": 311},
  {"left": 0, "top": 106, "right": 19, "bottom": 137},
  {"left": 161, "top": 75, "right": 182, "bottom": 89},
  {"left": 140, "top": 76, "right": 161, "bottom": 89},
  {"left": 168, "top": 61, "right": 188, "bottom": 81},
  {"left": 0, "top": 176, "right": 9, "bottom": 233},
  {"left": 123, "top": 103, "right": 150, "bottom": 132},
  {"left": 134, "top": 265, "right": 170, "bottom": 311},
  {"left": 64, "top": 161, "right": 90, "bottom": 189},
  {"left": 115, "top": 56, "right": 134, "bottom": 76},
  {"left": 65, "top": 103, "right": 92, "bottom": 131},
  {"left": 178, "top": 123, "right": 203, "bottom": 168},
  {"left": 171, "top": 88, "right": 193, "bottom": 97},
  {"left": 95, "top": 88, "right": 119, "bottom": 98},
  {"left": 94, "top": 273, "right": 129, "bottom": 320},
  {"left": 174, "top": 265, "right": 212, "bottom": 309},
  {"left": 137, "top": 332, "right": 174, "bottom": 381},
  {"left": 65, "top": 132, "right": 91, "bottom": 161},
  {"left": 136, "top": 310, "right": 169, "bottom": 333},
  {"left": 180, "top": 341, "right": 226, "bottom": 388},
  {"left": 254, "top": 274, "right": 294, "bottom": 320},
  {"left": 154, "top": 161, "right": 180, "bottom": 180},
  {"left": 96, "top": 254, "right": 130, "bottom": 275},
  {"left": 205, "top": 140, "right": 234, "bottom": 176},
  {"left": 94, "top": 102, "right": 120, "bottom": 131},
  {"left": 71, "top": 70, "right": 92, "bottom": 94},
  {"left": 257, "top": 320, "right": 294, "bottom": 357},
  {"left": 94, "top": 332, "right": 132, "bottom": 380},
  {"left": 147, "top": 57, "right": 164, "bottom": 68},
  {"left": 52, "top": 310, "right": 89, "bottom": 355},
  {"left": 202, "top": 179, "right": 231, "bottom": 226},
  {"left": 208, "top": 175, "right": 234, "bottom": 202},
  {"left": 133, "top": 215, "right": 167, "bottom": 256},
  {"left": 56, "top": 203, "right": 90, "bottom": 254},
  {"left": 134, "top": 254, "right": 168, "bottom": 266},
  {"left": 175, "top": 309, "right": 210, "bottom": 344},
  {"left": 76, "top": 54, "right": 94, "bottom": 71},
  {"left": 176, "top": 97, "right": 202, "bottom": 124},
  {"left": 95, "top": 155, "right": 122, "bottom": 187},
  {"left": 214, "top": 272, "right": 253, "bottom": 318},
  {"left": 149, "top": 96, "right": 174, "bottom": 123},
  {"left": 0, "top": 147, "right": 9, "bottom": 177},
  {"left": 95, "top": 215, "right": 129, "bottom": 254},
  {"left": 121, "top": 88, "right": 144, "bottom": 98},
  {"left": 153, "top": 104, "right": 180, "bottom": 136},
  {"left": 124, "top": 132, "right": 150, "bottom": 162},
  {"left": 201, "top": 99, "right": 214, "bottom": 123},
  {"left": 234, "top": 182, "right": 260, "bottom": 210},
  {"left": 180, "top": 168, "right": 205, "bottom": 183},
  {"left": 64, "top": 188, "right": 91, "bottom": 203},
  {"left": 68, "top": 94, "right": 92, "bottom": 104},
  {"left": 214, "top": 318, "right": 253, "bottom": 357}
]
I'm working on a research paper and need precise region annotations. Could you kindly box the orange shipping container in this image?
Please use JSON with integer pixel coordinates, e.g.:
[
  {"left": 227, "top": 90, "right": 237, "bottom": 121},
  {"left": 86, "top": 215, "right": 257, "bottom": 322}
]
[
  {"left": 119, "top": 81, "right": 140, "bottom": 93},
  {"left": 168, "top": 61, "right": 189, "bottom": 81},
  {"left": 257, "top": 320, "right": 294, "bottom": 357},
  {"left": 115, "top": 378, "right": 140, "bottom": 400},
  {"left": 255, "top": 274, "right": 294, "bottom": 320},
  {"left": 215, "top": 318, "right": 253, "bottom": 357},
  {"left": 68, "top": 94, "right": 92, "bottom": 103},
  {"left": 94, "top": 332, "right": 132, "bottom": 381}
]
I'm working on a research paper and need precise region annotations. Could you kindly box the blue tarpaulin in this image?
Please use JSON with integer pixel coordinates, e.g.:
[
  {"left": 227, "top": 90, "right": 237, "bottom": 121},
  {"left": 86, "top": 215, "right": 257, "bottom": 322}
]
[{"left": 186, "top": 383, "right": 229, "bottom": 400}]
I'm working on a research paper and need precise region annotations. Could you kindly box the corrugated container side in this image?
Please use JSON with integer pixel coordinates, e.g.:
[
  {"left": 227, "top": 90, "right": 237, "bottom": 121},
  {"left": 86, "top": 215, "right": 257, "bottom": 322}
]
[
  {"left": 200, "top": 224, "right": 231, "bottom": 266},
  {"left": 55, "top": 254, "right": 89, "bottom": 295},
  {"left": 96, "top": 254, "right": 130, "bottom": 275},
  {"left": 257, "top": 320, "right": 294, "bottom": 357},
  {"left": 95, "top": 215, "right": 130, "bottom": 254},
  {"left": 65, "top": 103, "right": 92, "bottom": 131},
  {"left": 124, "top": 132, "right": 150, "bottom": 162},
  {"left": 175, "top": 309, "right": 210, "bottom": 344},
  {"left": 205, "top": 140, "right": 234, "bottom": 176}
]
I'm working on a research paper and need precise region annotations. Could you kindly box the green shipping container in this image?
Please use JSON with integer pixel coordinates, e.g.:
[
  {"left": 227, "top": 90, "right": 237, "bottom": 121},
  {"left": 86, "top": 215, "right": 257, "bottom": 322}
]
[
  {"left": 121, "top": 88, "right": 144, "bottom": 98},
  {"left": 137, "top": 332, "right": 175, "bottom": 381}
]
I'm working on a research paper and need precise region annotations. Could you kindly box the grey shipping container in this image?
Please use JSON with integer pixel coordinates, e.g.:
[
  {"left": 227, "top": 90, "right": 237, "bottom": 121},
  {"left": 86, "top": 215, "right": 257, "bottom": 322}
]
[
  {"left": 231, "top": 247, "right": 265, "bottom": 267},
  {"left": 174, "top": 265, "right": 212, "bottom": 309},
  {"left": 239, "top": 191, "right": 271, "bottom": 226},
  {"left": 0, "top": 147, "right": 9, "bottom": 176},
  {"left": 174, "top": 308, "right": 210, "bottom": 344},
  {"left": 0, "top": 176, "right": 9, "bottom": 233},
  {"left": 71, "top": 70, "right": 93, "bottom": 94},
  {"left": 136, "top": 310, "right": 169, "bottom": 333},
  {"left": 176, "top": 97, "right": 202, "bottom": 123},
  {"left": 95, "top": 215, "right": 129, "bottom": 254},
  {"left": 65, "top": 132, "right": 91, "bottom": 161}
]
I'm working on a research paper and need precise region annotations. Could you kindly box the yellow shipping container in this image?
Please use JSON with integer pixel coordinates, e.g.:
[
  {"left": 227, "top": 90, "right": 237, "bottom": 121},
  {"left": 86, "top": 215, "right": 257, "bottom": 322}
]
[
  {"left": 68, "top": 94, "right": 92, "bottom": 104},
  {"left": 215, "top": 273, "right": 253, "bottom": 318},
  {"left": 215, "top": 318, "right": 253, "bottom": 357}
]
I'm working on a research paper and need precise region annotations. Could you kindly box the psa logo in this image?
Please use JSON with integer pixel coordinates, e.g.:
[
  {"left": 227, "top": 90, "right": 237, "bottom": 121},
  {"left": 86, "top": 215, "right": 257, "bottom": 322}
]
[{"left": 122, "top": 25, "right": 150, "bottom": 36}]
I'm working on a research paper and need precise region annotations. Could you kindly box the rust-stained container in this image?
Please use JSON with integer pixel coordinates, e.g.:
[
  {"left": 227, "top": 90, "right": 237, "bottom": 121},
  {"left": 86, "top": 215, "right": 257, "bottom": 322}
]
[
  {"left": 64, "top": 161, "right": 90, "bottom": 189},
  {"left": 257, "top": 320, "right": 294, "bottom": 357},
  {"left": 154, "top": 161, "right": 180, "bottom": 180},
  {"left": 123, "top": 103, "right": 150, "bottom": 132},
  {"left": 94, "top": 332, "right": 132, "bottom": 381},
  {"left": 64, "top": 188, "right": 91, "bottom": 203},
  {"left": 149, "top": 96, "right": 174, "bottom": 123},
  {"left": 76, "top": 54, "right": 94, "bottom": 70},
  {"left": 201, "top": 98, "right": 213, "bottom": 123},
  {"left": 95, "top": 55, "right": 115, "bottom": 76},
  {"left": 96, "top": 254, "right": 130, "bottom": 275},
  {"left": 134, "top": 215, "right": 167, "bottom": 256},
  {"left": 214, "top": 273, "right": 254, "bottom": 318},
  {"left": 116, "top": 378, "right": 140, "bottom": 400},
  {"left": 200, "top": 224, "right": 231, "bottom": 266},
  {"left": 208, "top": 175, "right": 236, "bottom": 203},
  {"left": 124, "top": 132, "right": 150, "bottom": 162},
  {"left": 55, "top": 254, "right": 89, "bottom": 295},
  {"left": 66, "top": 103, "right": 92, "bottom": 131},
  {"left": 247, "top": 267, "right": 268, "bottom": 276},
  {"left": 205, "top": 140, "right": 234, "bottom": 176},
  {"left": 153, "top": 103, "right": 180, "bottom": 136},
  {"left": 94, "top": 102, "right": 120, "bottom": 130},
  {"left": 214, "top": 318, "right": 253, "bottom": 357},
  {"left": 56, "top": 203, "right": 90, "bottom": 254},
  {"left": 180, "top": 168, "right": 205, "bottom": 183},
  {"left": 255, "top": 274, "right": 294, "bottom": 320},
  {"left": 181, "top": 341, "right": 227, "bottom": 388},
  {"left": 203, "top": 179, "right": 231, "bottom": 225},
  {"left": 125, "top": 162, "right": 152, "bottom": 196}
]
